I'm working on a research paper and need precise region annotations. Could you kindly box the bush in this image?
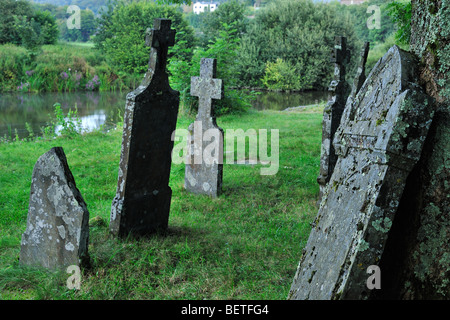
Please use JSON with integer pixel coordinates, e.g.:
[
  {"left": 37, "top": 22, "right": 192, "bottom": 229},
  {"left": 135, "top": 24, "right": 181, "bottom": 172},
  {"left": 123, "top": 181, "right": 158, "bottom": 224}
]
[
  {"left": 237, "top": 0, "right": 360, "bottom": 90},
  {"left": 262, "top": 58, "right": 302, "bottom": 91},
  {"left": 0, "top": 44, "right": 29, "bottom": 91}
]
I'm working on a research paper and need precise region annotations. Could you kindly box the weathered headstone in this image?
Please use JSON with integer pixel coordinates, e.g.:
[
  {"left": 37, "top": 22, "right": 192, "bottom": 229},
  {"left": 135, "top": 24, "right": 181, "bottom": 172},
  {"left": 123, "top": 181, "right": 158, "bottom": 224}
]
[
  {"left": 185, "top": 58, "right": 224, "bottom": 197},
  {"left": 20, "top": 147, "right": 90, "bottom": 269},
  {"left": 289, "top": 45, "right": 435, "bottom": 300},
  {"left": 317, "top": 36, "right": 351, "bottom": 203},
  {"left": 110, "top": 19, "right": 179, "bottom": 237}
]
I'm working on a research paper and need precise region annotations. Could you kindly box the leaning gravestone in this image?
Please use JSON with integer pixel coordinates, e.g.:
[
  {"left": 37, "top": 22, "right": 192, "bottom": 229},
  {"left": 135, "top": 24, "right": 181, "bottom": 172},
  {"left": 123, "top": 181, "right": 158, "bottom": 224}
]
[
  {"left": 317, "top": 36, "right": 351, "bottom": 204},
  {"left": 185, "top": 58, "right": 224, "bottom": 197},
  {"left": 20, "top": 147, "right": 90, "bottom": 269},
  {"left": 289, "top": 45, "right": 435, "bottom": 300},
  {"left": 110, "top": 19, "right": 179, "bottom": 237}
]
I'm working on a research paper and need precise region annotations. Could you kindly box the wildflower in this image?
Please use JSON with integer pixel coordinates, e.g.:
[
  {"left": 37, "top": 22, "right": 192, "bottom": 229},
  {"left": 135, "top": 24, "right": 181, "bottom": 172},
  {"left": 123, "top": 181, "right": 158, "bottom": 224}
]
[
  {"left": 60, "top": 72, "right": 69, "bottom": 80},
  {"left": 25, "top": 70, "right": 35, "bottom": 77}
]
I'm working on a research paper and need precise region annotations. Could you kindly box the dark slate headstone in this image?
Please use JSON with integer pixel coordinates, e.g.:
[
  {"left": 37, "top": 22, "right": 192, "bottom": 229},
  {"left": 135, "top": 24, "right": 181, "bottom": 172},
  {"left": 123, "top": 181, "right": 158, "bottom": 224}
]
[
  {"left": 185, "top": 58, "right": 224, "bottom": 197},
  {"left": 289, "top": 46, "right": 435, "bottom": 300},
  {"left": 317, "top": 36, "right": 351, "bottom": 203},
  {"left": 20, "top": 147, "right": 90, "bottom": 269},
  {"left": 110, "top": 19, "right": 179, "bottom": 237}
]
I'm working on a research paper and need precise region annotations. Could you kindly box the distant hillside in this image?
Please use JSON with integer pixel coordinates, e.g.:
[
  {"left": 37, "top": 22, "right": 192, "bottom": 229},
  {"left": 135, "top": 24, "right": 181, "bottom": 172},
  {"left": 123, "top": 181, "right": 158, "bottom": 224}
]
[{"left": 31, "top": 0, "right": 109, "bottom": 14}]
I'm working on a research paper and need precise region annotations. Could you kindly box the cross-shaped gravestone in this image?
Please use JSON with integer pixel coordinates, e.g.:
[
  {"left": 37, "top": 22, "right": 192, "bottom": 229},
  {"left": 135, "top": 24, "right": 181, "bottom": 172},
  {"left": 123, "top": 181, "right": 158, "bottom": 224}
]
[
  {"left": 185, "top": 58, "right": 224, "bottom": 197},
  {"left": 110, "top": 19, "right": 179, "bottom": 238},
  {"left": 317, "top": 36, "right": 351, "bottom": 204}
]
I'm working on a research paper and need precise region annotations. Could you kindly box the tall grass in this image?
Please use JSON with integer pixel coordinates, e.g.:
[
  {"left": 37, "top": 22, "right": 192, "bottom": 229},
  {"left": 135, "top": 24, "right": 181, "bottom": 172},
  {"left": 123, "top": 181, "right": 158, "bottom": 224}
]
[
  {"left": 0, "top": 43, "right": 143, "bottom": 93},
  {"left": 0, "top": 109, "right": 322, "bottom": 300}
]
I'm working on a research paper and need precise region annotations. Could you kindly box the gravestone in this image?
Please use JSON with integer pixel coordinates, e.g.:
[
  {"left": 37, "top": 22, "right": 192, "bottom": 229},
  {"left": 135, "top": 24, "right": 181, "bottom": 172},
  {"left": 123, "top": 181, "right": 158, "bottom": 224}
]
[
  {"left": 185, "top": 58, "right": 224, "bottom": 197},
  {"left": 349, "top": 41, "right": 370, "bottom": 100},
  {"left": 317, "top": 36, "right": 351, "bottom": 203},
  {"left": 20, "top": 147, "right": 90, "bottom": 269},
  {"left": 110, "top": 19, "right": 179, "bottom": 237},
  {"left": 289, "top": 45, "right": 435, "bottom": 300}
]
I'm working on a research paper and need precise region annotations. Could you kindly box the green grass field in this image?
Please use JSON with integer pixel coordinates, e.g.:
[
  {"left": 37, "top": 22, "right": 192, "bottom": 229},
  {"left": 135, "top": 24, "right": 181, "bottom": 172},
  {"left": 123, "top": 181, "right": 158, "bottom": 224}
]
[{"left": 0, "top": 107, "right": 323, "bottom": 300}]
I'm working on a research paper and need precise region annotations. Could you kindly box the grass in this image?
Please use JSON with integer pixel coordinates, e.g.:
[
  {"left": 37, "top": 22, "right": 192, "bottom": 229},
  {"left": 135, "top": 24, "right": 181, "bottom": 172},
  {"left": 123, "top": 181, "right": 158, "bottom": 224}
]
[{"left": 0, "top": 107, "right": 323, "bottom": 300}]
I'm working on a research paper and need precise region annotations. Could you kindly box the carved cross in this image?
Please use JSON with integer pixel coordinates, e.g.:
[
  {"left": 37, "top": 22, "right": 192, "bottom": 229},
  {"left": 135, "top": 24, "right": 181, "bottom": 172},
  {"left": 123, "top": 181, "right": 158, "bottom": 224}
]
[
  {"left": 191, "top": 58, "right": 224, "bottom": 118},
  {"left": 145, "top": 19, "right": 176, "bottom": 71}
]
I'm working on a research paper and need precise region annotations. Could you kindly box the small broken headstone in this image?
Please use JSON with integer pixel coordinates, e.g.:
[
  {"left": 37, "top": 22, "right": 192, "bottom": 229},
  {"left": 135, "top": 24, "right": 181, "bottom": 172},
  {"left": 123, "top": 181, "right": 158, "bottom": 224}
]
[
  {"left": 185, "top": 58, "right": 224, "bottom": 197},
  {"left": 20, "top": 147, "right": 90, "bottom": 270},
  {"left": 110, "top": 19, "right": 179, "bottom": 237},
  {"left": 317, "top": 36, "right": 351, "bottom": 204},
  {"left": 289, "top": 46, "right": 435, "bottom": 300}
]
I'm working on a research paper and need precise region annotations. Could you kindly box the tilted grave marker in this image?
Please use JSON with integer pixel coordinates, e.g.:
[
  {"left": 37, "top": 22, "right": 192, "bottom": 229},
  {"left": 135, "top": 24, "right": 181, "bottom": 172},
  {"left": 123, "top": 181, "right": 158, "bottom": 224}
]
[
  {"left": 289, "top": 46, "right": 435, "bottom": 300},
  {"left": 20, "top": 147, "right": 90, "bottom": 269},
  {"left": 110, "top": 19, "right": 179, "bottom": 237},
  {"left": 185, "top": 58, "right": 224, "bottom": 197},
  {"left": 317, "top": 36, "right": 351, "bottom": 203}
]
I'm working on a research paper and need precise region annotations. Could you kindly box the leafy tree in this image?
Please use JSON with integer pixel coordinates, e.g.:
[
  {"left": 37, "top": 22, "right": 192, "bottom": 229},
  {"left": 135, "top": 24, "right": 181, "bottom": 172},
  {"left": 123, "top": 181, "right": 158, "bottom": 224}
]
[
  {"left": 237, "top": 0, "right": 360, "bottom": 90},
  {"left": 95, "top": 0, "right": 195, "bottom": 74},
  {"left": 199, "top": 0, "right": 248, "bottom": 48},
  {"left": 169, "top": 23, "right": 254, "bottom": 115},
  {"left": 0, "top": 0, "right": 59, "bottom": 48},
  {"left": 386, "top": 0, "right": 411, "bottom": 45},
  {"left": 0, "top": 0, "right": 34, "bottom": 45}
]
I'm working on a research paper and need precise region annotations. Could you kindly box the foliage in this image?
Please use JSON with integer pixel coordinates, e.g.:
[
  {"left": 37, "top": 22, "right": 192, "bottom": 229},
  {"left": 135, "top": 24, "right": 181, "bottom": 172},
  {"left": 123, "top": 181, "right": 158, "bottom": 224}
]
[
  {"left": 0, "top": 0, "right": 59, "bottom": 49},
  {"left": 94, "top": 0, "right": 195, "bottom": 74},
  {"left": 42, "top": 103, "right": 83, "bottom": 138},
  {"left": 261, "top": 58, "right": 302, "bottom": 91},
  {"left": 386, "top": 0, "right": 412, "bottom": 45},
  {"left": 198, "top": 0, "right": 248, "bottom": 48},
  {"left": 237, "top": 0, "right": 360, "bottom": 90},
  {"left": 0, "top": 42, "right": 141, "bottom": 93},
  {"left": 169, "top": 23, "right": 255, "bottom": 116},
  {"left": 0, "top": 44, "right": 30, "bottom": 91}
]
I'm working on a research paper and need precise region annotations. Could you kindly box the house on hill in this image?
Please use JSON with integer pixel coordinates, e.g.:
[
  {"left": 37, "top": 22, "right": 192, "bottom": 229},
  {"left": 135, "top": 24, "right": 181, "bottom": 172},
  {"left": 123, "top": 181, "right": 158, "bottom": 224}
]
[{"left": 193, "top": 1, "right": 219, "bottom": 14}]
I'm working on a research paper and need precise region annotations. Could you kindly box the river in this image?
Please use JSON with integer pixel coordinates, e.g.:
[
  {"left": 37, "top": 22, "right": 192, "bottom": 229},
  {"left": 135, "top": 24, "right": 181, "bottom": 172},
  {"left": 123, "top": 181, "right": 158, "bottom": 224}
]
[{"left": 0, "top": 90, "right": 328, "bottom": 140}]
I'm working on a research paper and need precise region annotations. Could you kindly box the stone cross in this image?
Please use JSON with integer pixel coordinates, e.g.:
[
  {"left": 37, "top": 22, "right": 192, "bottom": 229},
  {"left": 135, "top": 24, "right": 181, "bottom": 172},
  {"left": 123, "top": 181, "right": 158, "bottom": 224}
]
[
  {"left": 20, "top": 147, "right": 90, "bottom": 270},
  {"left": 317, "top": 36, "right": 351, "bottom": 204},
  {"left": 185, "top": 58, "right": 224, "bottom": 197},
  {"left": 110, "top": 19, "right": 179, "bottom": 238},
  {"left": 289, "top": 46, "right": 435, "bottom": 300}
]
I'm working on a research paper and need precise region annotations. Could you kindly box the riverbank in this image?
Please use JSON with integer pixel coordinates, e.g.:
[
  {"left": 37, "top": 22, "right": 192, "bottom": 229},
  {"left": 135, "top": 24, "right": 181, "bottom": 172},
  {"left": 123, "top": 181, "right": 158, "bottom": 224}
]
[
  {"left": 0, "top": 42, "right": 142, "bottom": 94},
  {"left": 0, "top": 108, "right": 322, "bottom": 299}
]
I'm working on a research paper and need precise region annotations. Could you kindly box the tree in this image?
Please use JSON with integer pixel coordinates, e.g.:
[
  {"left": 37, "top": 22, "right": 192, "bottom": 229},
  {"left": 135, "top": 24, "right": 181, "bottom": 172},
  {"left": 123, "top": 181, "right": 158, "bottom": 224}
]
[
  {"left": 0, "top": 0, "right": 34, "bottom": 45},
  {"left": 199, "top": 0, "right": 248, "bottom": 48},
  {"left": 0, "top": 0, "right": 59, "bottom": 48},
  {"left": 237, "top": 0, "right": 360, "bottom": 90},
  {"left": 95, "top": 1, "right": 195, "bottom": 74}
]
